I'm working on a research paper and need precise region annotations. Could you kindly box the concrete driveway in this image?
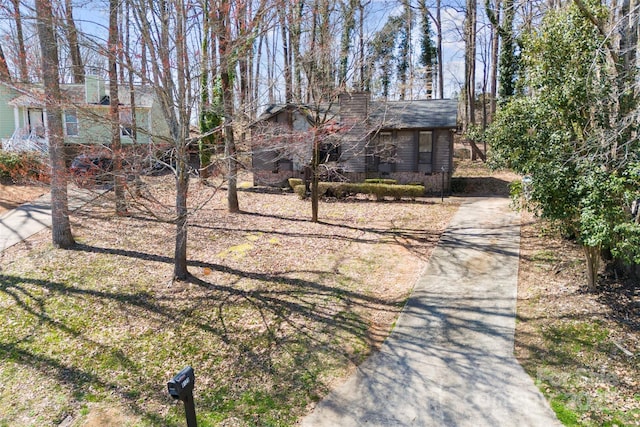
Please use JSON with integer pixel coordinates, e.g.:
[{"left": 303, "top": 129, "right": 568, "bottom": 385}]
[
  {"left": 301, "top": 197, "right": 561, "bottom": 427},
  {"left": 0, "top": 187, "right": 104, "bottom": 252}
]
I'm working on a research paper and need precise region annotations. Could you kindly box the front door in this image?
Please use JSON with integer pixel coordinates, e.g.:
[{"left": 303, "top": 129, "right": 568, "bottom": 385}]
[{"left": 28, "top": 108, "right": 45, "bottom": 138}]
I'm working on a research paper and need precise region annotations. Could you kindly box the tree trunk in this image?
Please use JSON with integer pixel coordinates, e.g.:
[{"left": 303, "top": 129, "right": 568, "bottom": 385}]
[
  {"left": 465, "top": 0, "right": 477, "bottom": 130},
  {"left": 487, "top": 0, "right": 501, "bottom": 120},
  {"left": 199, "top": 0, "right": 211, "bottom": 180},
  {"left": 35, "top": 0, "right": 75, "bottom": 249},
  {"left": 64, "top": 0, "right": 84, "bottom": 84},
  {"left": 0, "top": 44, "right": 10, "bottom": 81},
  {"left": 436, "top": 0, "right": 444, "bottom": 99},
  {"left": 358, "top": 1, "right": 366, "bottom": 91},
  {"left": 292, "top": 0, "right": 303, "bottom": 102},
  {"left": 311, "top": 131, "right": 319, "bottom": 222},
  {"left": 11, "top": 0, "right": 29, "bottom": 82},
  {"left": 280, "top": 9, "right": 293, "bottom": 103},
  {"left": 123, "top": 0, "right": 142, "bottom": 194},
  {"left": 109, "top": 0, "right": 127, "bottom": 216},
  {"left": 218, "top": 0, "right": 240, "bottom": 213},
  {"left": 173, "top": 0, "right": 190, "bottom": 280},
  {"left": 464, "top": 0, "right": 485, "bottom": 161},
  {"left": 583, "top": 245, "right": 600, "bottom": 291}
]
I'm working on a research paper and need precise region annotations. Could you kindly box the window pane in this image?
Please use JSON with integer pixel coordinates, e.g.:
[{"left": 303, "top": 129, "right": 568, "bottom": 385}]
[
  {"left": 120, "top": 109, "right": 133, "bottom": 137},
  {"left": 419, "top": 131, "right": 432, "bottom": 164},
  {"left": 65, "top": 110, "right": 78, "bottom": 136}
]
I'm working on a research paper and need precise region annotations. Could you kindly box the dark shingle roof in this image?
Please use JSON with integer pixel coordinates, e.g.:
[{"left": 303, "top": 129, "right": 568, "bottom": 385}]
[
  {"left": 370, "top": 99, "right": 459, "bottom": 130},
  {"left": 257, "top": 98, "right": 459, "bottom": 130}
]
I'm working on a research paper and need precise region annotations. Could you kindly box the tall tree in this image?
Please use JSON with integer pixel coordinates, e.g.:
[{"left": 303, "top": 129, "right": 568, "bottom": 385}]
[
  {"left": 216, "top": 0, "right": 240, "bottom": 213},
  {"left": 11, "top": 0, "right": 29, "bottom": 82},
  {"left": 369, "top": 16, "right": 401, "bottom": 99},
  {"left": 498, "top": 0, "right": 517, "bottom": 100},
  {"left": 464, "top": 0, "right": 477, "bottom": 130},
  {"left": 0, "top": 44, "right": 10, "bottom": 81},
  {"left": 63, "top": 0, "right": 84, "bottom": 83},
  {"left": 35, "top": 0, "right": 75, "bottom": 249},
  {"left": 435, "top": 0, "right": 443, "bottom": 99},
  {"left": 488, "top": 2, "right": 640, "bottom": 290},
  {"left": 130, "top": 0, "right": 193, "bottom": 280},
  {"left": 397, "top": 0, "right": 412, "bottom": 100},
  {"left": 279, "top": 6, "right": 293, "bottom": 104},
  {"left": 419, "top": 0, "right": 437, "bottom": 99},
  {"left": 108, "top": 0, "right": 127, "bottom": 215},
  {"left": 464, "top": 0, "right": 486, "bottom": 160},
  {"left": 338, "top": 0, "right": 358, "bottom": 88},
  {"left": 485, "top": 0, "right": 501, "bottom": 117}
]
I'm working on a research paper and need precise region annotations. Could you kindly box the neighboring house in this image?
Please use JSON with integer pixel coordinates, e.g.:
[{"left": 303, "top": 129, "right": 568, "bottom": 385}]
[
  {"left": 252, "top": 92, "right": 459, "bottom": 193},
  {"left": 0, "top": 75, "right": 170, "bottom": 156}
]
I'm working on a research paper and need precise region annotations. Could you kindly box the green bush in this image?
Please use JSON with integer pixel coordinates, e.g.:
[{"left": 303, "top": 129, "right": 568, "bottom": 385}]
[
  {"left": 293, "top": 184, "right": 306, "bottom": 198},
  {"left": 451, "top": 177, "right": 467, "bottom": 193},
  {"left": 364, "top": 178, "right": 397, "bottom": 185},
  {"left": 288, "top": 178, "right": 303, "bottom": 190},
  {"left": 0, "top": 150, "right": 48, "bottom": 183},
  {"left": 294, "top": 182, "right": 425, "bottom": 200}
]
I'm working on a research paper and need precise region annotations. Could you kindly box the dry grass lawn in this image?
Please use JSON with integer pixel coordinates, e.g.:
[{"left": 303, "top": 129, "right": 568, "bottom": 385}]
[
  {"left": 0, "top": 172, "right": 459, "bottom": 426},
  {"left": 1, "top": 162, "right": 637, "bottom": 426}
]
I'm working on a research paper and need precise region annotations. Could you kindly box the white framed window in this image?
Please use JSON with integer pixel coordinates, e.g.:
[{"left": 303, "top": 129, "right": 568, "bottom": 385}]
[{"left": 64, "top": 109, "right": 79, "bottom": 136}]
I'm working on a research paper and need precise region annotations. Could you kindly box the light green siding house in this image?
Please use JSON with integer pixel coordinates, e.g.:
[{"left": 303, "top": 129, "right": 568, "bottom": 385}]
[{"left": 0, "top": 76, "right": 170, "bottom": 154}]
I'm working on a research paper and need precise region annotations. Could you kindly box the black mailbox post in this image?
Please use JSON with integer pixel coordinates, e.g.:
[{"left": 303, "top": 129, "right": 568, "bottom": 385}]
[{"left": 167, "top": 366, "right": 197, "bottom": 427}]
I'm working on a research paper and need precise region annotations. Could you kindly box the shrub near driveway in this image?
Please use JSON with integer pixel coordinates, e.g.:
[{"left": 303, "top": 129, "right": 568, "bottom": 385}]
[
  {"left": 293, "top": 182, "right": 426, "bottom": 201},
  {"left": 0, "top": 150, "right": 49, "bottom": 184},
  {"left": 0, "top": 177, "right": 458, "bottom": 426}
]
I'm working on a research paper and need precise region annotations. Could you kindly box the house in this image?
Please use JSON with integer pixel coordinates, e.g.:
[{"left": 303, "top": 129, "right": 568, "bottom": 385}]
[
  {"left": 251, "top": 92, "right": 459, "bottom": 193},
  {"left": 0, "top": 75, "right": 170, "bottom": 158}
]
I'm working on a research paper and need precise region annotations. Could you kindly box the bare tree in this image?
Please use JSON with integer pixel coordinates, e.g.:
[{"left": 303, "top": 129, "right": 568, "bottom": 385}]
[
  {"left": 109, "top": 0, "right": 127, "bottom": 215},
  {"left": 129, "top": 0, "right": 194, "bottom": 280},
  {"left": 35, "top": 0, "right": 75, "bottom": 249},
  {"left": 486, "top": 0, "right": 501, "bottom": 118},
  {"left": 10, "top": 0, "right": 29, "bottom": 82},
  {"left": 63, "top": 0, "right": 84, "bottom": 83},
  {"left": 0, "top": 44, "right": 10, "bottom": 81}
]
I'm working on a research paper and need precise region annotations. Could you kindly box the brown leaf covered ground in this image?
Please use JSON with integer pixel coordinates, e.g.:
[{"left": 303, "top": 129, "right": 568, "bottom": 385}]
[
  {"left": 1, "top": 162, "right": 638, "bottom": 426},
  {"left": 0, "top": 172, "right": 459, "bottom": 426},
  {"left": 0, "top": 182, "right": 48, "bottom": 215},
  {"left": 516, "top": 212, "right": 640, "bottom": 426}
]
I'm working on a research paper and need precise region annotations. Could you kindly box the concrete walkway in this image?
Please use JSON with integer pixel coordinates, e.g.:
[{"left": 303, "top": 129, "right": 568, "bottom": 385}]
[
  {"left": 0, "top": 187, "right": 104, "bottom": 252},
  {"left": 302, "top": 197, "right": 561, "bottom": 427}
]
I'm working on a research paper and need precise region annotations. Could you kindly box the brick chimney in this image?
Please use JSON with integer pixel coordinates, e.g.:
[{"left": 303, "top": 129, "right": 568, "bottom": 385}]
[{"left": 338, "top": 92, "right": 370, "bottom": 173}]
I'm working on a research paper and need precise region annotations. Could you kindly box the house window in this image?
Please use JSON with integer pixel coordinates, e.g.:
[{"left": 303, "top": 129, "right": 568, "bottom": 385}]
[
  {"left": 120, "top": 109, "right": 133, "bottom": 137},
  {"left": 419, "top": 131, "right": 433, "bottom": 164},
  {"left": 64, "top": 110, "right": 78, "bottom": 136},
  {"left": 319, "top": 142, "right": 340, "bottom": 163},
  {"left": 377, "top": 132, "right": 396, "bottom": 162}
]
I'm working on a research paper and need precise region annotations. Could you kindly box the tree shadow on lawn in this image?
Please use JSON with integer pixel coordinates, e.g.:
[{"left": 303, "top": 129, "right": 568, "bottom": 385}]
[
  {"left": 0, "top": 242, "right": 404, "bottom": 425},
  {"left": 0, "top": 274, "right": 175, "bottom": 426},
  {"left": 71, "top": 242, "right": 401, "bottom": 343},
  {"left": 190, "top": 210, "right": 445, "bottom": 262}
]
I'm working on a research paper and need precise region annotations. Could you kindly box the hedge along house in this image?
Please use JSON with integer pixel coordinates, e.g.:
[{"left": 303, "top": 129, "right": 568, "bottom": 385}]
[
  {"left": 252, "top": 92, "right": 459, "bottom": 193},
  {"left": 0, "top": 75, "right": 170, "bottom": 158}
]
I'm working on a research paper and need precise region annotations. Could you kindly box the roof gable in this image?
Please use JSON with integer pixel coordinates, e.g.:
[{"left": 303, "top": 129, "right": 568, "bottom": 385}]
[{"left": 3, "top": 82, "right": 155, "bottom": 109}]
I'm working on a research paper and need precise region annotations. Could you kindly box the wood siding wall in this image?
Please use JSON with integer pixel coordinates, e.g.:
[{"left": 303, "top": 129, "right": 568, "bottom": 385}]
[
  {"left": 395, "top": 131, "right": 415, "bottom": 172},
  {"left": 433, "top": 129, "right": 452, "bottom": 173}
]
